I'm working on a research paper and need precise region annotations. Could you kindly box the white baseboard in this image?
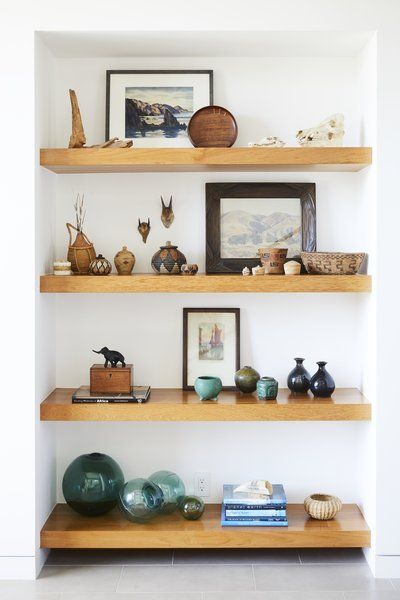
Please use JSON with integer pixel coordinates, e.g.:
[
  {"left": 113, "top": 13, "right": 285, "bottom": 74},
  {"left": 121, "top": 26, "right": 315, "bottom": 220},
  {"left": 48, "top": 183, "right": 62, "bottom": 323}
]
[
  {"left": 0, "top": 556, "right": 36, "bottom": 580},
  {"left": 373, "top": 554, "right": 400, "bottom": 578}
]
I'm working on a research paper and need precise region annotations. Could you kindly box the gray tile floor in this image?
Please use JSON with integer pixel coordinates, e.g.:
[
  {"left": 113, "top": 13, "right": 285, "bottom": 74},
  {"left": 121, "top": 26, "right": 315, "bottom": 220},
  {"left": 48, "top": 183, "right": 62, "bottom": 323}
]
[{"left": 0, "top": 549, "right": 398, "bottom": 599}]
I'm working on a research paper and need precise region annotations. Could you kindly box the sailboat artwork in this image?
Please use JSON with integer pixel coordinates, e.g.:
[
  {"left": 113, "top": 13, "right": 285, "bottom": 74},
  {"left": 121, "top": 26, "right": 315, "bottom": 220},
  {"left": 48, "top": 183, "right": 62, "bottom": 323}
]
[{"left": 198, "top": 323, "right": 225, "bottom": 361}]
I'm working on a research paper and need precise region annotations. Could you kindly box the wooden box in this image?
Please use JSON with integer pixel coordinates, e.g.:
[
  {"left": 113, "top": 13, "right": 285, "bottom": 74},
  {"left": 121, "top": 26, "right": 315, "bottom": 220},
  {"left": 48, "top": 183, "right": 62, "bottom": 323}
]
[{"left": 90, "top": 364, "right": 133, "bottom": 394}]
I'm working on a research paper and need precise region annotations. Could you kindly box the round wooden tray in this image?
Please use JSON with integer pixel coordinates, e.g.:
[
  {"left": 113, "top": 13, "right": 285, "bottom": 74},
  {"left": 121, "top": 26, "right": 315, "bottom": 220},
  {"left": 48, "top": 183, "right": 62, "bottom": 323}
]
[{"left": 188, "top": 105, "right": 238, "bottom": 148}]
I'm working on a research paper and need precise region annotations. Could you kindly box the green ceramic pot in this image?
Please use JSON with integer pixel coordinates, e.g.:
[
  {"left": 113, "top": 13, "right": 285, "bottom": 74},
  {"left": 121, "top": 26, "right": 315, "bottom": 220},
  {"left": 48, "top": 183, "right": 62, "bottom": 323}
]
[
  {"left": 257, "top": 376, "right": 279, "bottom": 400},
  {"left": 62, "top": 452, "right": 124, "bottom": 516},
  {"left": 234, "top": 366, "right": 260, "bottom": 393},
  {"left": 179, "top": 495, "right": 205, "bottom": 520},
  {"left": 194, "top": 376, "right": 223, "bottom": 401}
]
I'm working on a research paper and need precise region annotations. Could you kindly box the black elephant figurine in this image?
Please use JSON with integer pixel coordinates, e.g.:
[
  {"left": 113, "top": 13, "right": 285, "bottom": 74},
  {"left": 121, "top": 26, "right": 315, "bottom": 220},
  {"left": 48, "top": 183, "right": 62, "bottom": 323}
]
[{"left": 93, "top": 347, "right": 126, "bottom": 368}]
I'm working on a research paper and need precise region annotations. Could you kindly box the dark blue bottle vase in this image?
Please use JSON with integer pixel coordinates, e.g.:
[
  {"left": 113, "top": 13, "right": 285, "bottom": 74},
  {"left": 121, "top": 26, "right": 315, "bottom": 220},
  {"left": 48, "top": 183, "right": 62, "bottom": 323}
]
[
  {"left": 309, "top": 361, "right": 335, "bottom": 398},
  {"left": 287, "top": 358, "right": 310, "bottom": 394}
]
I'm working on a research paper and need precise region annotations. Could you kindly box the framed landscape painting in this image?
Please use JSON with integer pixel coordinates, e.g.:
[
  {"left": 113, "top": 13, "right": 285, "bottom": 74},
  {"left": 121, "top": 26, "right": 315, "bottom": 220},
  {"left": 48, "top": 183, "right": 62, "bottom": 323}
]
[
  {"left": 106, "top": 70, "right": 213, "bottom": 147},
  {"left": 205, "top": 182, "right": 316, "bottom": 273},
  {"left": 183, "top": 308, "right": 240, "bottom": 390}
]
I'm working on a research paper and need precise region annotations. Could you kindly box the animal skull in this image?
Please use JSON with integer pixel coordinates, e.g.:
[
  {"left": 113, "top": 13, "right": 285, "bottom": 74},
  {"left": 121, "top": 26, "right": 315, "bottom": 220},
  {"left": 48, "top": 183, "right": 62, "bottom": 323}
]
[
  {"left": 161, "top": 195, "right": 174, "bottom": 228},
  {"left": 296, "top": 114, "right": 344, "bottom": 147},
  {"left": 138, "top": 218, "right": 151, "bottom": 243}
]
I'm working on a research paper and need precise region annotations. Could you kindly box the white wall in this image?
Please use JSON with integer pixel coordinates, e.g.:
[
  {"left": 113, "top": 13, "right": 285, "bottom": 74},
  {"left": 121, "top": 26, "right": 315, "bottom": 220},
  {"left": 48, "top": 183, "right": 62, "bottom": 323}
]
[{"left": 2, "top": 0, "right": 400, "bottom": 579}]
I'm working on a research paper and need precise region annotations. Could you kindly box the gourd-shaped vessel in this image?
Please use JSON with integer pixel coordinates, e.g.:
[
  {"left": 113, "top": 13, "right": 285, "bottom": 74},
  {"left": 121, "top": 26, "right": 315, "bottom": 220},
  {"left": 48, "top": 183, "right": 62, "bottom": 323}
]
[
  {"left": 62, "top": 452, "right": 124, "bottom": 516},
  {"left": 151, "top": 241, "right": 187, "bottom": 275},
  {"left": 114, "top": 246, "right": 136, "bottom": 275},
  {"left": 66, "top": 222, "right": 96, "bottom": 274}
]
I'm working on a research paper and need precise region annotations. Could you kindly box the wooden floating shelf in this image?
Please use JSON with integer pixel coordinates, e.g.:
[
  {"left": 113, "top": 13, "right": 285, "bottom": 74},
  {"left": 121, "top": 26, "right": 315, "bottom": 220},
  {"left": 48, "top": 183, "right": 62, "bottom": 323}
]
[
  {"left": 40, "top": 147, "right": 372, "bottom": 173},
  {"left": 40, "top": 388, "right": 370, "bottom": 422},
  {"left": 40, "top": 274, "right": 371, "bottom": 294},
  {"left": 41, "top": 503, "right": 370, "bottom": 549}
]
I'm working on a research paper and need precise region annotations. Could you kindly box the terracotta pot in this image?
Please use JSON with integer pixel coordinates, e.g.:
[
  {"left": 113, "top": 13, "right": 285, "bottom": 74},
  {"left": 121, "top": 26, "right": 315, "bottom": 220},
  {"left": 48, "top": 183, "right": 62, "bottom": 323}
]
[
  {"left": 114, "top": 246, "right": 136, "bottom": 275},
  {"left": 258, "top": 247, "right": 288, "bottom": 274}
]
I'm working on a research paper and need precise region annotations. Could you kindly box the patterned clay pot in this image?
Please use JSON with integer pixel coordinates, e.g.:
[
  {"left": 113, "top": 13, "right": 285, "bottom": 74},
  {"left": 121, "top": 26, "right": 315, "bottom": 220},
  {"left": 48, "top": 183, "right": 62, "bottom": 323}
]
[
  {"left": 256, "top": 376, "right": 279, "bottom": 400},
  {"left": 151, "top": 241, "right": 187, "bottom": 275},
  {"left": 234, "top": 366, "right": 260, "bottom": 394},
  {"left": 114, "top": 246, "right": 136, "bottom": 275},
  {"left": 258, "top": 247, "right": 288, "bottom": 274},
  {"left": 287, "top": 358, "right": 311, "bottom": 394},
  {"left": 304, "top": 493, "right": 342, "bottom": 520},
  {"left": 309, "top": 361, "right": 335, "bottom": 398},
  {"left": 88, "top": 254, "right": 112, "bottom": 276},
  {"left": 194, "top": 376, "right": 223, "bottom": 401}
]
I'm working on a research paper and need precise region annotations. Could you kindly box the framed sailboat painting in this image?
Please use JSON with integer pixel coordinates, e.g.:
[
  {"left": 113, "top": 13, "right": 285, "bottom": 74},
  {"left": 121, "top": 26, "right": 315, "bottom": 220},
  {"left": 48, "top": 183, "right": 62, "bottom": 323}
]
[{"left": 183, "top": 308, "right": 240, "bottom": 390}]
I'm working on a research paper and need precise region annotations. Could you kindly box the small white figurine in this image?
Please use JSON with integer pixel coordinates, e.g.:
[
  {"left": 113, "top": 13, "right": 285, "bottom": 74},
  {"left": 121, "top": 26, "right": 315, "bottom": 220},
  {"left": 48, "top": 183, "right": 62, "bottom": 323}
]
[
  {"left": 296, "top": 114, "right": 344, "bottom": 147},
  {"left": 252, "top": 265, "right": 265, "bottom": 276},
  {"left": 248, "top": 136, "right": 286, "bottom": 148},
  {"left": 242, "top": 266, "right": 251, "bottom": 276}
]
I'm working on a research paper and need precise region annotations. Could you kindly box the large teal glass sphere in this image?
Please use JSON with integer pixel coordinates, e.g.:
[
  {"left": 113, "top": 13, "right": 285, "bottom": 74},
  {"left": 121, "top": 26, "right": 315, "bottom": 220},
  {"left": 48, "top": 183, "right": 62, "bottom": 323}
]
[
  {"left": 149, "top": 470, "right": 186, "bottom": 514},
  {"left": 62, "top": 452, "right": 124, "bottom": 516},
  {"left": 119, "top": 478, "right": 164, "bottom": 523}
]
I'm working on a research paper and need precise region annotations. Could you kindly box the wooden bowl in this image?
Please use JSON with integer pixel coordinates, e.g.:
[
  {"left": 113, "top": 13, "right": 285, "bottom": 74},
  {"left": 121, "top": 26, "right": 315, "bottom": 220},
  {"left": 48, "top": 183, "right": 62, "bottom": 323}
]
[
  {"left": 304, "top": 493, "right": 342, "bottom": 520},
  {"left": 301, "top": 252, "right": 365, "bottom": 275},
  {"left": 188, "top": 105, "right": 238, "bottom": 148}
]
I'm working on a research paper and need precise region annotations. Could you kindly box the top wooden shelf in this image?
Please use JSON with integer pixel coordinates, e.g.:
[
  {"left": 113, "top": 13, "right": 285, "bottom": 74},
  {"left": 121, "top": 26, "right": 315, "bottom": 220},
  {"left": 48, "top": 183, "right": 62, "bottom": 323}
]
[{"left": 40, "top": 147, "right": 372, "bottom": 174}]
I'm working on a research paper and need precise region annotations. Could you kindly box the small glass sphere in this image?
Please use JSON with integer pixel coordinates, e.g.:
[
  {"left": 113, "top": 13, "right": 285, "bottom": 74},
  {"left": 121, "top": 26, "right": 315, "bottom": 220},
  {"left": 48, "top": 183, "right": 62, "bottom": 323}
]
[
  {"left": 62, "top": 452, "right": 124, "bottom": 516},
  {"left": 149, "top": 470, "right": 186, "bottom": 514},
  {"left": 179, "top": 495, "right": 205, "bottom": 520},
  {"left": 119, "top": 478, "right": 164, "bottom": 523}
]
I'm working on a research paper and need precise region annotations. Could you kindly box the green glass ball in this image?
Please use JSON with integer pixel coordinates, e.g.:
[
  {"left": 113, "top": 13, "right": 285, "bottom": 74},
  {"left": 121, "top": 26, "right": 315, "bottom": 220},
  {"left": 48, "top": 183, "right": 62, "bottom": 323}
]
[
  {"left": 179, "top": 495, "right": 205, "bottom": 520},
  {"left": 149, "top": 470, "right": 186, "bottom": 514},
  {"left": 119, "top": 478, "right": 164, "bottom": 523},
  {"left": 62, "top": 452, "right": 124, "bottom": 516}
]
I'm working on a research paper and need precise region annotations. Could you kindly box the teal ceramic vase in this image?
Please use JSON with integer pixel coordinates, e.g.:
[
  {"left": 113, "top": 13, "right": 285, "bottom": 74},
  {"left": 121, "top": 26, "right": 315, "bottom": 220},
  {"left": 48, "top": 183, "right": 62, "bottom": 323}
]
[
  {"left": 119, "top": 478, "right": 164, "bottom": 523},
  {"left": 257, "top": 376, "right": 279, "bottom": 400},
  {"left": 234, "top": 365, "right": 260, "bottom": 393},
  {"left": 149, "top": 470, "right": 186, "bottom": 514},
  {"left": 62, "top": 452, "right": 124, "bottom": 516},
  {"left": 179, "top": 495, "right": 205, "bottom": 520},
  {"left": 194, "top": 376, "right": 223, "bottom": 401}
]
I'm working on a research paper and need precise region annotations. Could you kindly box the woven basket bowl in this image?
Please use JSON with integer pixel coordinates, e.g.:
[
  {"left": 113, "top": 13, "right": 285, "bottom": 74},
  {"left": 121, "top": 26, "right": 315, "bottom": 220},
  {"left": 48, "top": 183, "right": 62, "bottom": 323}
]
[
  {"left": 301, "top": 252, "right": 365, "bottom": 275},
  {"left": 304, "top": 493, "right": 342, "bottom": 520}
]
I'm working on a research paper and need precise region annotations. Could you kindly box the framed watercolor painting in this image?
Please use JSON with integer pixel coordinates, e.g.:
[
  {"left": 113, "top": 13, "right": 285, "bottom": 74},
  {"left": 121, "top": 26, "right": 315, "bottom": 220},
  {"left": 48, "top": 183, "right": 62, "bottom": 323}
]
[
  {"left": 183, "top": 308, "right": 240, "bottom": 390},
  {"left": 106, "top": 70, "right": 213, "bottom": 147},
  {"left": 205, "top": 182, "right": 316, "bottom": 273}
]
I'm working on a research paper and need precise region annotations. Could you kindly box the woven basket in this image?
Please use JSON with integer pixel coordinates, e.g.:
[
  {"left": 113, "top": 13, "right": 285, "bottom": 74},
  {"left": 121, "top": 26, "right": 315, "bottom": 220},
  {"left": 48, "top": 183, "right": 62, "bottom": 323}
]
[
  {"left": 66, "top": 223, "right": 96, "bottom": 274},
  {"left": 304, "top": 493, "right": 342, "bottom": 520},
  {"left": 301, "top": 252, "right": 365, "bottom": 275}
]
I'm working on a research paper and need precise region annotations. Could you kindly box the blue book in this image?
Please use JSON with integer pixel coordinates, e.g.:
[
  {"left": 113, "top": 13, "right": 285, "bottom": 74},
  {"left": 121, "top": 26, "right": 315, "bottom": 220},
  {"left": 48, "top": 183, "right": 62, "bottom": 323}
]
[
  {"left": 223, "top": 484, "right": 287, "bottom": 507},
  {"left": 225, "top": 509, "right": 287, "bottom": 518},
  {"left": 221, "top": 507, "right": 288, "bottom": 527}
]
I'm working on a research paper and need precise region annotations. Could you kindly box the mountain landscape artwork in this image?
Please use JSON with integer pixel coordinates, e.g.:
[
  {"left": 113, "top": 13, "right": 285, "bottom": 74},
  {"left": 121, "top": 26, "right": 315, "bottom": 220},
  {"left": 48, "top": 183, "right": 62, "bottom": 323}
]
[
  {"left": 220, "top": 197, "right": 302, "bottom": 259},
  {"left": 199, "top": 322, "right": 225, "bottom": 361},
  {"left": 125, "top": 86, "right": 193, "bottom": 139}
]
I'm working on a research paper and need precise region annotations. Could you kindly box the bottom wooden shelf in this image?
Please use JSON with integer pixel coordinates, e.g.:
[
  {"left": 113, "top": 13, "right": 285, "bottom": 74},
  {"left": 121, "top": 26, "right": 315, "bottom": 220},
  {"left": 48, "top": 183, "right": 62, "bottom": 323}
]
[{"left": 41, "top": 503, "right": 370, "bottom": 549}]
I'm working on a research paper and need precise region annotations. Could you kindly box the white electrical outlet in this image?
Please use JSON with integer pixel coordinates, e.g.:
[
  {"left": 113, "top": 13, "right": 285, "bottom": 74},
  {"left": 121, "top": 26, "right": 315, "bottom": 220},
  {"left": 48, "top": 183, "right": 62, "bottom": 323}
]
[{"left": 194, "top": 472, "right": 210, "bottom": 497}]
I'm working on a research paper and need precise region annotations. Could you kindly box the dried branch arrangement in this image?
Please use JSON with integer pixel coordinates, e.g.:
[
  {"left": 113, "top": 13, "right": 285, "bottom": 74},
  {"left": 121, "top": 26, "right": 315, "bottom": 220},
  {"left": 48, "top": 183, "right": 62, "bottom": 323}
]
[
  {"left": 68, "top": 89, "right": 133, "bottom": 149},
  {"left": 74, "top": 193, "right": 86, "bottom": 232}
]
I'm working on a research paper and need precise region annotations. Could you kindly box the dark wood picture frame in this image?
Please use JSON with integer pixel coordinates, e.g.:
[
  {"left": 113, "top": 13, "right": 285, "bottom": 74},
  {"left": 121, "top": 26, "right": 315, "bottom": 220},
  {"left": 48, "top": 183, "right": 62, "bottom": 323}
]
[
  {"left": 105, "top": 70, "right": 214, "bottom": 141},
  {"left": 182, "top": 308, "right": 240, "bottom": 391},
  {"left": 206, "top": 182, "right": 316, "bottom": 273}
]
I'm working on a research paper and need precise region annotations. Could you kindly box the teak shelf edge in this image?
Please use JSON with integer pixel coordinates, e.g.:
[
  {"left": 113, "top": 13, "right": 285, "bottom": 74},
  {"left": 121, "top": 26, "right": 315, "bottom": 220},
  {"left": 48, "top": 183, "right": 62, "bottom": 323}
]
[
  {"left": 40, "top": 147, "right": 372, "bottom": 173},
  {"left": 41, "top": 503, "right": 371, "bottom": 549},
  {"left": 40, "top": 388, "right": 371, "bottom": 422},
  {"left": 40, "top": 274, "right": 372, "bottom": 294}
]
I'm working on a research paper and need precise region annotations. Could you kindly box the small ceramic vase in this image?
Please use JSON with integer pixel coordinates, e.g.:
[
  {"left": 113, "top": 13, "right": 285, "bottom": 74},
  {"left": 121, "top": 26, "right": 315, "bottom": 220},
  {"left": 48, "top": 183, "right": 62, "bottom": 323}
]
[
  {"left": 114, "top": 246, "right": 135, "bottom": 275},
  {"left": 284, "top": 260, "right": 301, "bottom": 275},
  {"left": 234, "top": 366, "right": 260, "bottom": 393},
  {"left": 304, "top": 493, "right": 342, "bottom": 520},
  {"left": 257, "top": 376, "right": 279, "bottom": 400},
  {"left": 194, "top": 376, "right": 222, "bottom": 401},
  {"left": 179, "top": 495, "right": 205, "bottom": 520},
  {"left": 88, "top": 254, "right": 112, "bottom": 276},
  {"left": 309, "top": 361, "right": 335, "bottom": 398},
  {"left": 287, "top": 358, "right": 311, "bottom": 394},
  {"left": 151, "top": 241, "right": 187, "bottom": 275},
  {"left": 258, "top": 247, "right": 288, "bottom": 274}
]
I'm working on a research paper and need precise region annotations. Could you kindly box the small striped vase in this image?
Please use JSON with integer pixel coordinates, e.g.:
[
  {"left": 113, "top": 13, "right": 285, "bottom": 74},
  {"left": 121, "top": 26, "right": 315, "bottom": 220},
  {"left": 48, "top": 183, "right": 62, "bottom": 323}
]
[{"left": 304, "top": 494, "right": 342, "bottom": 520}]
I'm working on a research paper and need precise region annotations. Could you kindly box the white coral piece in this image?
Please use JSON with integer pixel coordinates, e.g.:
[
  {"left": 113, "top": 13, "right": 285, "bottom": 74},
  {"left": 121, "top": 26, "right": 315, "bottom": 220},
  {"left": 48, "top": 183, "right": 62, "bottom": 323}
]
[
  {"left": 248, "top": 136, "right": 286, "bottom": 147},
  {"left": 296, "top": 114, "right": 344, "bottom": 147}
]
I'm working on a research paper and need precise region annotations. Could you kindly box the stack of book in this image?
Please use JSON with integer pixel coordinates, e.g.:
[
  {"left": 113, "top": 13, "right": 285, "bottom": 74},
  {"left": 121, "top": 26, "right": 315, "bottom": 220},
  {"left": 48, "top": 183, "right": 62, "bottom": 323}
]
[{"left": 221, "top": 483, "right": 288, "bottom": 527}]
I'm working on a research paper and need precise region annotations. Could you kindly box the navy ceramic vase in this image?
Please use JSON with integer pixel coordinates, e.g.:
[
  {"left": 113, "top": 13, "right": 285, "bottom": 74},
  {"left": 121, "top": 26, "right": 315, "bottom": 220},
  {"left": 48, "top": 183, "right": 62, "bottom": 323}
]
[
  {"left": 287, "top": 358, "right": 311, "bottom": 393},
  {"left": 309, "top": 361, "right": 335, "bottom": 398}
]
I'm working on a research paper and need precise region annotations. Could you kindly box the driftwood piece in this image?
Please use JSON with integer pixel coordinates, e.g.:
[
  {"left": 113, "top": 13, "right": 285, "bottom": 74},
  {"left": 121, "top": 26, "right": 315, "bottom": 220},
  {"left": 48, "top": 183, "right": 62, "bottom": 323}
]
[
  {"left": 68, "top": 89, "right": 86, "bottom": 148},
  {"left": 90, "top": 138, "right": 133, "bottom": 148}
]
